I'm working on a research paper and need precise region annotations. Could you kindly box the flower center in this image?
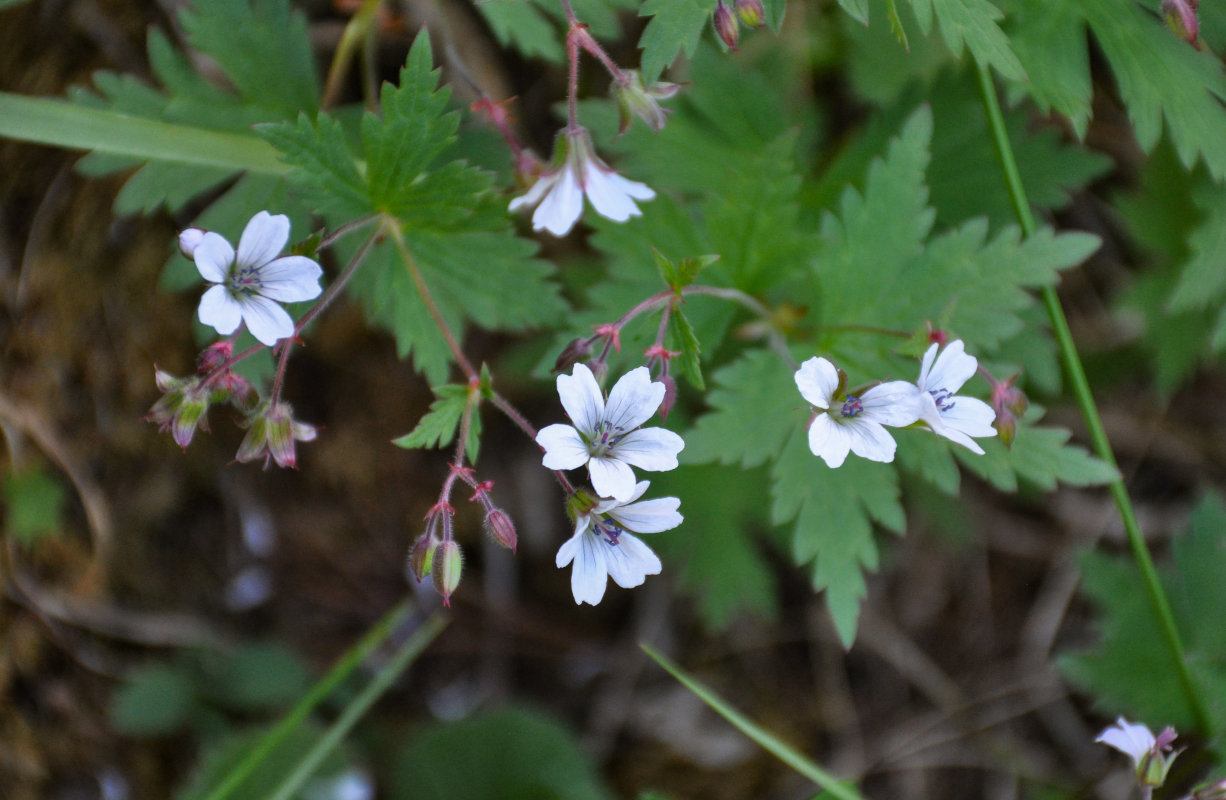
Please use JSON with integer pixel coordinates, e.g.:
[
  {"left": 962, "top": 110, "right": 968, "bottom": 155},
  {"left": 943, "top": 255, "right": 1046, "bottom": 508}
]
[
  {"left": 590, "top": 419, "right": 627, "bottom": 455},
  {"left": 227, "top": 264, "right": 263, "bottom": 297},
  {"left": 929, "top": 388, "right": 955, "bottom": 413},
  {"left": 840, "top": 395, "right": 863, "bottom": 418},
  {"left": 594, "top": 518, "right": 623, "bottom": 546}
]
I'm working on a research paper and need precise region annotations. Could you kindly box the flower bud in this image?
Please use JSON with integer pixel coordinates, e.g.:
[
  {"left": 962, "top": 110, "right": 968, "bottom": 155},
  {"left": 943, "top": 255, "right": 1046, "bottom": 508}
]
[
  {"left": 554, "top": 338, "right": 593, "bottom": 374},
  {"left": 236, "top": 402, "right": 317, "bottom": 469},
  {"left": 658, "top": 373, "right": 678, "bottom": 422},
  {"left": 713, "top": 2, "right": 740, "bottom": 50},
  {"left": 734, "top": 0, "right": 765, "bottom": 28},
  {"left": 987, "top": 374, "right": 1027, "bottom": 448},
  {"left": 484, "top": 508, "right": 518, "bottom": 553},
  {"left": 146, "top": 369, "right": 211, "bottom": 449},
  {"left": 1162, "top": 0, "right": 1200, "bottom": 48},
  {"left": 197, "top": 341, "right": 233, "bottom": 374},
  {"left": 432, "top": 540, "right": 463, "bottom": 606},
  {"left": 178, "top": 227, "right": 205, "bottom": 260},
  {"left": 612, "top": 70, "right": 680, "bottom": 134},
  {"left": 407, "top": 532, "right": 438, "bottom": 582}
]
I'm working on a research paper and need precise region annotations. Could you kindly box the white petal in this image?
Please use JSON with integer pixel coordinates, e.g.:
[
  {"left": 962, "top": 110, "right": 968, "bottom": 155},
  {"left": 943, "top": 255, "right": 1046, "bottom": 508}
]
[
  {"left": 794, "top": 357, "right": 838, "bottom": 410},
  {"left": 603, "top": 367, "right": 664, "bottom": 432},
  {"left": 198, "top": 284, "right": 242, "bottom": 335},
  {"left": 556, "top": 364, "right": 605, "bottom": 436},
  {"left": 608, "top": 496, "right": 682, "bottom": 533},
  {"left": 603, "top": 532, "right": 661, "bottom": 589},
  {"left": 195, "top": 232, "right": 235, "bottom": 284},
  {"left": 508, "top": 174, "right": 553, "bottom": 212},
  {"left": 612, "top": 427, "right": 684, "bottom": 472},
  {"left": 588, "top": 457, "right": 637, "bottom": 501},
  {"left": 569, "top": 533, "right": 608, "bottom": 605},
  {"left": 536, "top": 424, "right": 591, "bottom": 470},
  {"left": 257, "top": 256, "right": 323, "bottom": 302},
  {"left": 533, "top": 166, "right": 584, "bottom": 236},
  {"left": 942, "top": 396, "right": 997, "bottom": 438},
  {"left": 238, "top": 294, "right": 295, "bottom": 346},
  {"left": 236, "top": 211, "right": 290, "bottom": 269},
  {"left": 917, "top": 342, "right": 939, "bottom": 391},
  {"left": 860, "top": 380, "right": 923, "bottom": 427},
  {"left": 807, "top": 413, "right": 851, "bottom": 468},
  {"left": 556, "top": 528, "right": 583, "bottom": 567},
  {"left": 1096, "top": 718, "right": 1155, "bottom": 767},
  {"left": 583, "top": 164, "right": 652, "bottom": 222},
  {"left": 925, "top": 340, "right": 977, "bottom": 394},
  {"left": 842, "top": 417, "right": 898, "bottom": 463}
]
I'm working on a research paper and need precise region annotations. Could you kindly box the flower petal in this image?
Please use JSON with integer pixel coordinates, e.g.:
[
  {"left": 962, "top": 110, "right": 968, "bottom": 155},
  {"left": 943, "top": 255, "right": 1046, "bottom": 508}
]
[
  {"left": 807, "top": 413, "right": 851, "bottom": 468},
  {"left": 843, "top": 417, "right": 897, "bottom": 463},
  {"left": 860, "top": 380, "right": 923, "bottom": 427},
  {"left": 568, "top": 533, "right": 608, "bottom": 605},
  {"left": 603, "top": 367, "right": 664, "bottom": 432},
  {"left": 533, "top": 165, "right": 584, "bottom": 236},
  {"left": 583, "top": 164, "right": 652, "bottom": 222},
  {"left": 588, "top": 456, "right": 637, "bottom": 501},
  {"left": 508, "top": 173, "right": 553, "bottom": 213},
  {"left": 942, "top": 396, "right": 997, "bottom": 438},
  {"left": 238, "top": 294, "right": 295, "bottom": 346},
  {"left": 556, "top": 363, "right": 605, "bottom": 436},
  {"left": 1096, "top": 718, "right": 1156, "bottom": 768},
  {"left": 794, "top": 357, "right": 838, "bottom": 410},
  {"left": 198, "top": 285, "right": 242, "bottom": 335},
  {"left": 924, "top": 340, "right": 977, "bottom": 394},
  {"left": 257, "top": 256, "right": 323, "bottom": 302},
  {"left": 556, "top": 528, "right": 583, "bottom": 567},
  {"left": 536, "top": 424, "right": 591, "bottom": 470},
  {"left": 236, "top": 211, "right": 290, "bottom": 269},
  {"left": 603, "top": 532, "right": 661, "bottom": 589},
  {"left": 612, "top": 427, "right": 684, "bottom": 472},
  {"left": 608, "top": 496, "right": 682, "bottom": 533},
  {"left": 195, "top": 233, "right": 235, "bottom": 284}
]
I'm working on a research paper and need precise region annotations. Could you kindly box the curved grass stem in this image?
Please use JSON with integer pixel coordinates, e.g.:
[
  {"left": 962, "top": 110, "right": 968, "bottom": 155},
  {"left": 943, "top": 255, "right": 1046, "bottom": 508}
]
[{"left": 974, "top": 64, "right": 1210, "bottom": 735}]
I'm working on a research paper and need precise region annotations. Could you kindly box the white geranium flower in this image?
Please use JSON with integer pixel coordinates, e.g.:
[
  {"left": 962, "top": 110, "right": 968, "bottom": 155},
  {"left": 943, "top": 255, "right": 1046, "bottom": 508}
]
[
  {"left": 794, "top": 356, "right": 922, "bottom": 468},
  {"left": 509, "top": 126, "right": 655, "bottom": 237},
  {"left": 191, "top": 211, "right": 323, "bottom": 347},
  {"left": 915, "top": 340, "right": 997, "bottom": 454},
  {"left": 1095, "top": 718, "right": 1156, "bottom": 769},
  {"left": 536, "top": 364, "right": 684, "bottom": 502},
  {"left": 558, "top": 481, "right": 682, "bottom": 605}
]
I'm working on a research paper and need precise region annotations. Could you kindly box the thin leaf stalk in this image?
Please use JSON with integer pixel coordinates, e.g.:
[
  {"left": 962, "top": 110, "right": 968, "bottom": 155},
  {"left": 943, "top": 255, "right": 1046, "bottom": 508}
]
[
  {"left": 201, "top": 599, "right": 421, "bottom": 800},
  {"left": 974, "top": 64, "right": 1210, "bottom": 734}
]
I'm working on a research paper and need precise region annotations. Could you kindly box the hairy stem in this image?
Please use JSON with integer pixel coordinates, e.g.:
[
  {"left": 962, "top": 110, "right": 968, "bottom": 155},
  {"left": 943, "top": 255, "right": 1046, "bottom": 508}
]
[{"left": 975, "top": 64, "right": 1210, "bottom": 734}]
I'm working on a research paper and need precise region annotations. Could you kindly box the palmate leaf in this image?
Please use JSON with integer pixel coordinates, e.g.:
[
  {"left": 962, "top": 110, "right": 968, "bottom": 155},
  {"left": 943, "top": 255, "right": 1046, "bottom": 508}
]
[
  {"left": 393, "top": 384, "right": 481, "bottom": 463},
  {"left": 1004, "top": 0, "right": 1226, "bottom": 178},
  {"left": 908, "top": 0, "right": 1025, "bottom": 81},
  {"left": 637, "top": 0, "right": 719, "bottom": 83},
  {"left": 70, "top": 0, "right": 316, "bottom": 215}
]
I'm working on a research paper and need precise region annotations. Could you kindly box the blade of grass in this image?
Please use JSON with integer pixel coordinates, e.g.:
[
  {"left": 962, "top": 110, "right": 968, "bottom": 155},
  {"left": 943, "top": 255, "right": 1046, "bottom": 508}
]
[
  {"left": 974, "top": 63, "right": 1211, "bottom": 735},
  {"left": 265, "top": 613, "right": 448, "bottom": 800},
  {"left": 641, "top": 643, "right": 865, "bottom": 800},
  {"left": 0, "top": 92, "right": 286, "bottom": 175},
  {"left": 201, "top": 600, "right": 435, "bottom": 800}
]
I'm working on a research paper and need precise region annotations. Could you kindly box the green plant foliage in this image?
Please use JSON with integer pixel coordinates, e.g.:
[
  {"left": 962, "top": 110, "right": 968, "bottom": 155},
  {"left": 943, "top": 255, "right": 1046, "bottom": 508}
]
[
  {"left": 637, "top": 0, "right": 719, "bottom": 83},
  {"left": 476, "top": 0, "right": 567, "bottom": 63},
  {"left": 3, "top": 465, "right": 66, "bottom": 547},
  {"left": 110, "top": 663, "right": 198, "bottom": 737},
  {"left": 204, "top": 642, "right": 311, "bottom": 714},
  {"left": 907, "top": 0, "right": 1025, "bottom": 80},
  {"left": 1061, "top": 493, "right": 1226, "bottom": 750},
  {"left": 260, "top": 34, "right": 567, "bottom": 383},
  {"left": 392, "top": 384, "right": 482, "bottom": 463},
  {"left": 388, "top": 706, "right": 614, "bottom": 800},
  {"left": 70, "top": 0, "right": 315, "bottom": 215},
  {"left": 1004, "top": 0, "right": 1226, "bottom": 178},
  {"left": 177, "top": 723, "right": 354, "bottom": 800}
]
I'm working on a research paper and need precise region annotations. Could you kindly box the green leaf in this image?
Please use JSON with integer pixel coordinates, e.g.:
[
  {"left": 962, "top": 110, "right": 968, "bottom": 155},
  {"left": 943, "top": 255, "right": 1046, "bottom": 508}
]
[
  {"left": 838, "top": 0, "right": 870, "bottom": 25},
  {"left": 474, "top": 0, "right": 565, "bottom": 62},
  {"left": 393, "top": 384, "right": 481, "bottom": 463},
  {"left": 955, "top": 410, "right": 1118, "bottom": 493},
  {"left": 1167, "top": 184, "right": 1226, "bottom": 314},
  {"left": 389, "top": 707, "right": 614, "bottom": 800},
  {"left": 110, "top": 664, "right": 197, "bottom": 738},
  {"left": 257, "top": 113, "right": 369, "bottom": 218},
  {"left": 907, "top": 0, "right": 1024, "bottom": 80},
  {"left": 638, "top": 0, "right": 718, "bottom": 83},
  {"left": 207, "top": 643, "right": 311, "bottom": 713},
  {"left": 3, "top": 466, "right": 66, "bottom": 547},
  {"left": 667, "top": 308, "right": 704, "bottom": 389}
]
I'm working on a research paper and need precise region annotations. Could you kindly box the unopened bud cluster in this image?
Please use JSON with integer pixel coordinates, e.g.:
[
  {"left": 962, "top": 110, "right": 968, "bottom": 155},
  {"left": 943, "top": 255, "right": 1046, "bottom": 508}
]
[
  {"left": 712, "top": 0, "right": 765, "bottom": 50},
  {"left": 145, "top": 341, "right": 258, "bottom": 450}
]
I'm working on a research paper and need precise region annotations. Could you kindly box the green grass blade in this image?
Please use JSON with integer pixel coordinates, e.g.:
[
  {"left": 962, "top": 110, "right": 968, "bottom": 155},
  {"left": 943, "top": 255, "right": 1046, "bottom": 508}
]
[
  {"left": 0, "top": 92, "right": 286, "bottom": 175},
  {"left": 641, "top": 643, "right": 865, "bottom": 800}
]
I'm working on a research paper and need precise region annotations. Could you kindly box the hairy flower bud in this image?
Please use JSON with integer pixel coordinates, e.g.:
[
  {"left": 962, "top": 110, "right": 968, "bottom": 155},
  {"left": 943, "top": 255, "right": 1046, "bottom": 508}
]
[
  {"left": 988, "top": 374, "right": 1028, "bottom": 448},
  {"left": 554, "top": 338, "right": 593, "bottom": 374},
  {"left": 658, "top": 373, "right": 678, "bottom": 422},
  {"left": 1162, "top": 0, "right": 1200, "bottom": 48},
  {"left": 612, "top": 70, "right": 681, "bottom": 134},
  {"left": 432, "top": 540, "right": 463, "bottom": 606},
  {"left": 146, "top": 369, "right": 211, "bottom": 449},
  {"left": 407, "top": 532, "right": 438, "bottom": 582},
  {"left": 236, "top": 402, "right": 317, "bottom": 469},
  {"left": 734, "top": 0, "right": 765, "bottom": 28},
  {"left": 485, "top": 508, "right": 518, "bottom": 553},
  {"left": 178, "top": 227, "right": 205, "bottom": 260},
  {"left": 197, "top": 341, "right": 233, "bottom": 374},
  {"left": 713, "top": 2, "right": 739, "bottom": 50}
]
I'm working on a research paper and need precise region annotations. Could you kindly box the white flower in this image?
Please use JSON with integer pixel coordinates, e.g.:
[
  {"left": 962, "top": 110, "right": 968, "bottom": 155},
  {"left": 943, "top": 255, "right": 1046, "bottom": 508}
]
[
  {"left": 557, "top": 481, "right": 682, "bottom": 605},
  {"left": 509, "top": 126, "right": 655, "bottom": 237},
  {"left": 915, "top": 340, "right": 997, "bottom": 454},
  {"left": 794, "top": 356, "right": 922, "bottom": 468},
  {"left": 536, "top": 364, "right": 684, "bottom": 502},
  {"left": 191, "top": 211, "right": 324, "bottom": 347},
  {"left": 1095, "top": 718, "right": 1157, "bottom": 770}
]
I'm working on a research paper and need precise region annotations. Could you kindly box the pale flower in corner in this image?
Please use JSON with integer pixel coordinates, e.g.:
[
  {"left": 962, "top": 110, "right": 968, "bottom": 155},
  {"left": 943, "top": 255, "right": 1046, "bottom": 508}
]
[
  {"left": 509, "top": 126, "right": 655, "bottom": 237},
  {"left": 914, "top": 340, "right": 997, "bottom": 454},
  {"left": 190, "top": 211, "right": 323, "bottom": 346}
]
